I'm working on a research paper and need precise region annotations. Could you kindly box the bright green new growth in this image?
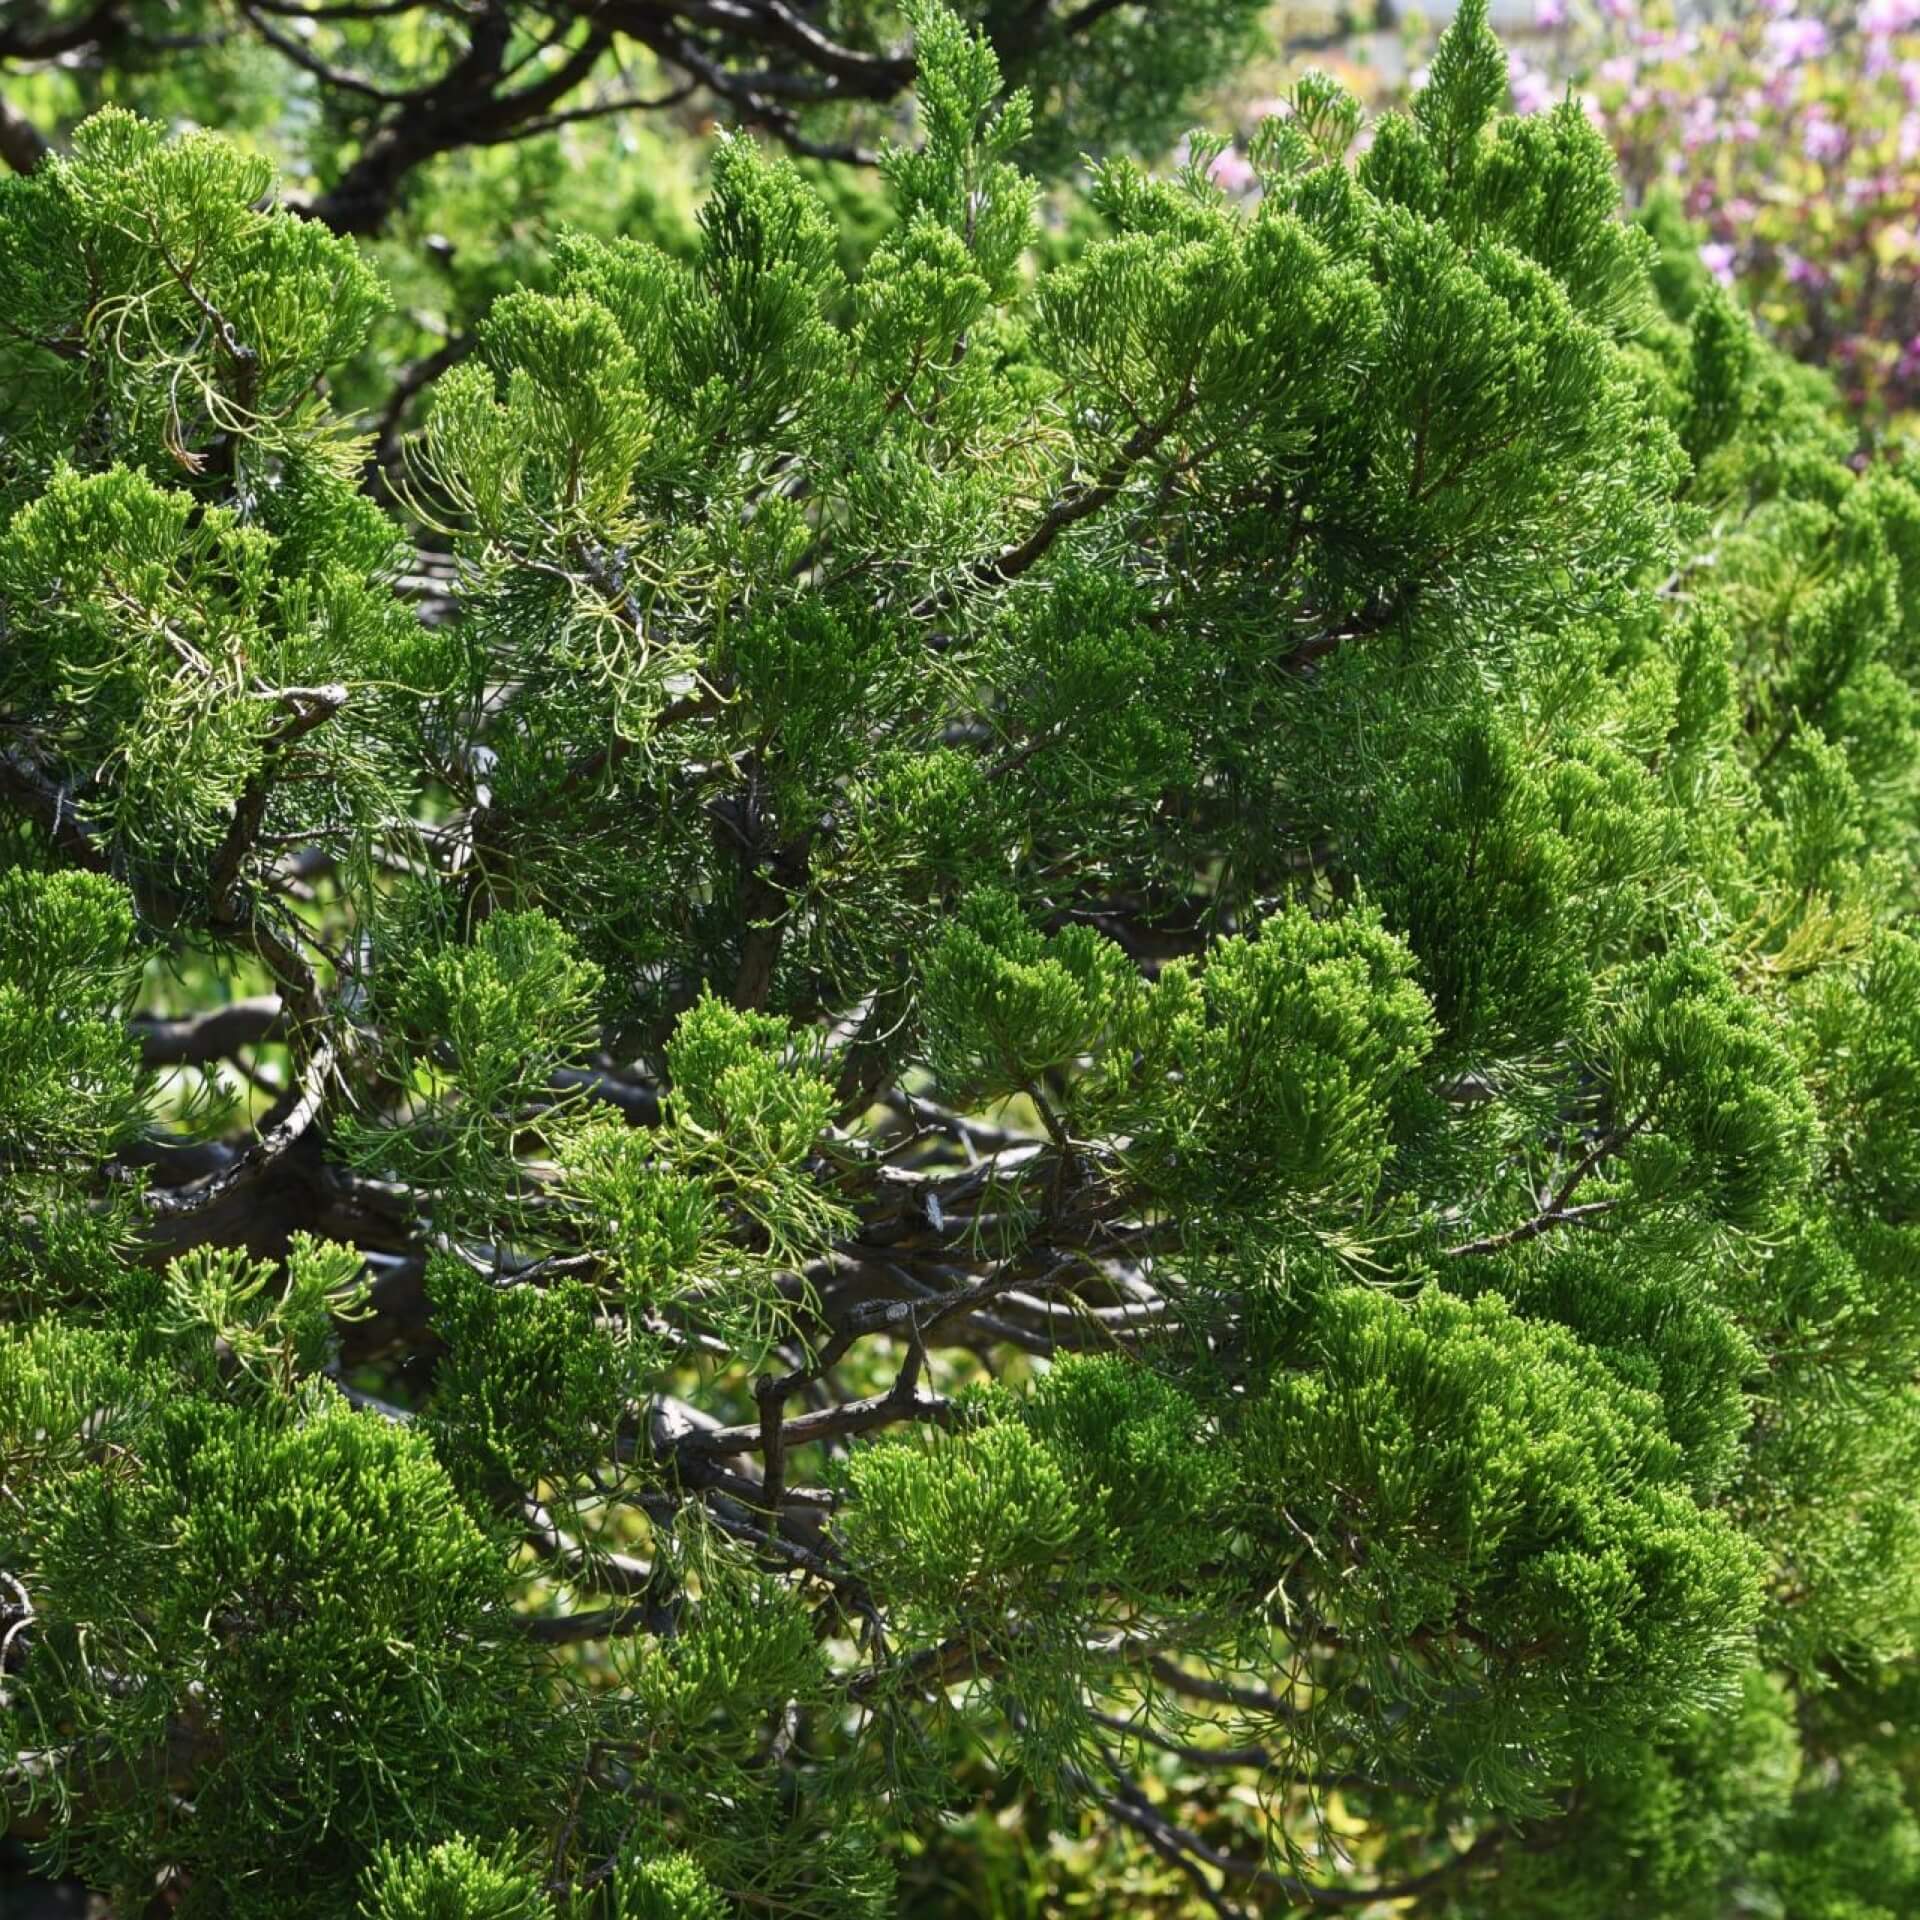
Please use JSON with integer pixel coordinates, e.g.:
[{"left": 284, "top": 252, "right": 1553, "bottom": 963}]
[
  {"left": 361, "top": 1832, "right": 727, "bottom": 1920},
  {"left": 6, "top": 1, "right": 1920, "bottom": 1913}
]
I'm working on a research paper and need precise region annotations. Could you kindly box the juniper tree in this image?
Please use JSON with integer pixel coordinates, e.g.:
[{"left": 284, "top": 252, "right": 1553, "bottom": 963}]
[{"left": 4, "top": 4, "right": 1920, "bottom": 1915}]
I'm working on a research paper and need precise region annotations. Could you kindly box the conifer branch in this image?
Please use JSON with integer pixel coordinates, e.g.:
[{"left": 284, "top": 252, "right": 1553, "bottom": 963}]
[
  {"left": 136, "top": 995, "right": 288, "bottom": 1066},
  {"left": 678, "top": 1379, "right": 955, "bottom": 1460},
  {"left": 1090, "top": 1761, "right": 1506, "bottom": 1911},
  {"left": 208, "top": 684, "right": 348, "bottom": 898},
  {"left": 140, "top": 1032, "right": 337, "bottom": 1219},
  {"left": 1443, "top": 1111, "right": 1652, "bottom": 1258}
]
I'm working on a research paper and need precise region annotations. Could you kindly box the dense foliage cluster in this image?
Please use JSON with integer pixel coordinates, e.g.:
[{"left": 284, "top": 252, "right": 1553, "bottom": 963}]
[{"left": 4, "top": 2, "right": 1920, "bottom": 1914}]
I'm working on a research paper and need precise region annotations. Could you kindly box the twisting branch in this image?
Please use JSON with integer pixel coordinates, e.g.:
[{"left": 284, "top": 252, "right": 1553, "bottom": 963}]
[
  {"left": 910, "top": 385, "right": 1201, "bottom": 620},
  {"left": 1443, "top": 1109, "right": 1653, "bottom": 1258},
  {"left": 0, "top": 0, "right": 124, "bottom": 59},
  {"left": 141, "top": 1032, "right": 337, "bottom": 1219},
  {"left": 679, "top": 1377, "right": 954, "bottom": 1460},
  {"left": 237, "top": 1, "right": 429, "bottom": 103},
  {"left": 0, "top": 739, "right": 340, "bottom": 1220},
  {"left": 136, "top": 995, "right": 288, "bottom": 1067},
  {"left": 1084, "top": 1742, "right": 1506, "bottom": 1912},
  {"left": 518, "top": 1590, "right": 676, "bottom": 1642},
  {"left": 1136, "top": 1652, "right": 1305, "bottom": 1721},
  {"left": 208, "top": 683, "right": 349, "bottom": 898}
]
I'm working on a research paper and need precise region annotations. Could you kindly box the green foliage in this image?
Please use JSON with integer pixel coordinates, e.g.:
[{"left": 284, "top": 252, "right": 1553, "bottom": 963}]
[
  {"left": 146, "top": 1234, "right": 369, "bottom": 1395},
  {"left": 0, "top": 867, "right": 149, "bottom": 1306},
  {"left": 845, "top": 1415, "right": 1084, "bottom": 1630},
  {"left": 1131, "top": 907, "right": 1437, "bottom": 1224},
  {"left": 340, "top": 910, "right": 603, "bottom": 1237},
  {"left": 1608, "top": 946, "right": 1819, "bottom": 1231},
  {"left": 659, "top": 994, "right": 850, "bottom": 1274},
  {"left": 424, "top": 1256, "right": 639, "bottom": 1507},
  {"left": 0, "top": 108, "right": 383, "bottom": 501},
  {"left": 361, "top": 1835, "right": 549, "bottom": 1920},
  {"left": 0, "top": 867, "right": 145, "bottom": 1175},
  {"left": 361, "top": 1834, "right": 726, "bottom": 1920},
  {"left": 1234, "top": 1284, "right": 1762, "bottom": 1805},
  {"left": 624, "top": 1539, "right": 827, "bottom": 1747},
  {"left": 1020, "top": 1355, "right": 1224, "bottom": 1593},
  {"left": 1410, "top": 0, "right": 1508, "bottom": 188},
  {"left": 1450, "top": 1239, "right": 1756, "bottom": 1500},
  {"left": 919, "top": 889, "right": 1139, "bottom": 1102},
  {"left": 2, "top": 468, "right": 279, "bottom": 861},
  {"left": 5, "top": 1378, "right": 560, "bottom": 1918},
  {"left": 6, "top": 5, "right": 1920, "bottom": 1916},
  {"left": 1437, "top": 1669, "right": 1800, "bottom": 1920}
]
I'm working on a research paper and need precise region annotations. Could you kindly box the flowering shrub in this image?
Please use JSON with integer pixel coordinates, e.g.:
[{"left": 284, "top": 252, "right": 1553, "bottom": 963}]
[{"left": 1551, "top": 2, "right": 1920, "bottom": 429}]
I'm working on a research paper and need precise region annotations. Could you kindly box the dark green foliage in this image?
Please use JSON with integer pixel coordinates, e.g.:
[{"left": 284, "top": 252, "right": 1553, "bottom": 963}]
[
  {"left": 5, "top": 3, "right": 1920, "bottom": 1915},
  {"left": 0, "top": 869, "right": 144, "bottom": 1175},
  {"left": 4, "top": 1354, "right": 561, "bottom": 1917}
]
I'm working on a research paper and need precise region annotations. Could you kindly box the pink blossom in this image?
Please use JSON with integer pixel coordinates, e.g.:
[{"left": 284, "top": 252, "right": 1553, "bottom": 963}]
[
  {"left": 1598, "top": 0, "right": 1635, "bottom": 20},
  {"left": 1598, "top": 56, "right": 1637, "bottom": 88},
  {"left": 1681, "top": 100, "right": 1723, "bottom": 151},
  {"left": 1784, "top": 251, "right": 1830, "bottom": 289},
  {"left": 1901, "top": 110, "right": 1920, "bottom": 160},
  {"left": 1509, "top": 53, "right": 1553, "bottom": 117},
  {"left": 1732, "top": 116, "right": 1763, "bottom": 142},
  {"left": 1700, "top": 242, "right": 1738, "bottom": 285},
  {"left": 1862, "top": 0, "right": 1920, "bottom": 31},
  {"left": 1208, "top": 147, "right": 1256, "bottom": 193},
  {"left": 1902, "top": 60, "right": 1920, "bottom": 105},
  {"left": 1534, "top": 0, "right": 1566, "bottom": 26},
  {"left": 1764, "top": 17, "right": 1830, "bottom": 65},
  {"left": 1803, "top": 112, "right": 1848, "bottom": 162}
]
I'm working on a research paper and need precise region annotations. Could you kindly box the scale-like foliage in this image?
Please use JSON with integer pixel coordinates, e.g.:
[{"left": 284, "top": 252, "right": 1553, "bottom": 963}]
[{"left": 5, "top": 4, "right": 1920, "bottom": 1914}]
